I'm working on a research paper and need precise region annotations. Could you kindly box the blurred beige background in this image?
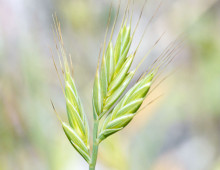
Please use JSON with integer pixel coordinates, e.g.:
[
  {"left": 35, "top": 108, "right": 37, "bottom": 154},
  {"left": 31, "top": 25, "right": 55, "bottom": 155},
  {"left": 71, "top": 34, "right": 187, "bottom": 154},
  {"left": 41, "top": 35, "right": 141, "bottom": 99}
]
[{"left": 0, "top": 0, "right": 220, "bottom": 170}]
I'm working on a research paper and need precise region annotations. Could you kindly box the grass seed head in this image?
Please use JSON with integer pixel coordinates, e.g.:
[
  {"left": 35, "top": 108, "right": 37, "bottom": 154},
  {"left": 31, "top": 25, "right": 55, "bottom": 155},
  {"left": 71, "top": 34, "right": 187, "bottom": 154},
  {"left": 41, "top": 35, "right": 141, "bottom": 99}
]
[
  {"left": 92, "top": 21, "right": 134, "bottom": 119},
  {"left": 52, "top": 15, "right": 90, "bottom": 162},
  {"left": 51, "top": 0, "right": 181, "bottom": 167},
  {"left": 98, "top": 73, "right": 154, "bottom": 142}
]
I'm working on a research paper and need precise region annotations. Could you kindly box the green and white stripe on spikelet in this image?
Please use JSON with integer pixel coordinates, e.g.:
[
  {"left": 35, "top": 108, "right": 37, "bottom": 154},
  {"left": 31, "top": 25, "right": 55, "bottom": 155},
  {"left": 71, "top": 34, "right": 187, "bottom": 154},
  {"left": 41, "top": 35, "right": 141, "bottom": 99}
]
[
  {"left": 98, "top": 72, "right": 154, "bottom": 142},
  {"left": 93, "top": 23, "right": 135, "bottom": 119},
  {"left": 62, "top": 70, "right": 90, "bottom": 163}
]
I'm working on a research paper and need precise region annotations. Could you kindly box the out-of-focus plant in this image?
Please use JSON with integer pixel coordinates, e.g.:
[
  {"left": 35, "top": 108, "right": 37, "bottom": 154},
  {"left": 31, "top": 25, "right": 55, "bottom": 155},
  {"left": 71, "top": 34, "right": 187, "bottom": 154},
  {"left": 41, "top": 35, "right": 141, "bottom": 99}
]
[{"left": 51, "top": 1, "right": 181, "bottom": 169}]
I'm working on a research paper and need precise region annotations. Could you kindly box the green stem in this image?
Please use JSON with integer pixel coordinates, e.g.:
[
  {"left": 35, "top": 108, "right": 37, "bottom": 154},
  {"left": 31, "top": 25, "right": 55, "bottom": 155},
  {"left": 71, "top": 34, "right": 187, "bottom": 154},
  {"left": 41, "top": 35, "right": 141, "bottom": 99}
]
[{"left": 89, "top": 119, "right": 99, "bottom": 170}]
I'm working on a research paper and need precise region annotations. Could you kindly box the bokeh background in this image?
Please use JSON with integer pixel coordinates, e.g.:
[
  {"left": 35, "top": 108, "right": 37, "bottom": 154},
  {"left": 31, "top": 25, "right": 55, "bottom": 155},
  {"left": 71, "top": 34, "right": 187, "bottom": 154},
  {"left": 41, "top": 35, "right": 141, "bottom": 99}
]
[{"left": 0, "top": 0, "right": 220, "bottom": 169}]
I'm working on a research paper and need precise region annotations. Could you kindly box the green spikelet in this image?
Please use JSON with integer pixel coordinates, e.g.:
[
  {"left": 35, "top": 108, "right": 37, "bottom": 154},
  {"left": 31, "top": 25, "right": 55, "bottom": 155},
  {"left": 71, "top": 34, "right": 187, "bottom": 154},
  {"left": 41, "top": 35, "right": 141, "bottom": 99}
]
[
  {"left": 92, "top": 57, "right": 103, "bottom": 119},
  {"left": 52, "top": 14, "right": 91, "bottom": 164},
  {"left": 62, "top": 123, "right": 90, "bottom": 163},
  {"left": 93, "top": 22, "right": 134, "bottom": 119},
  {"left": 98, "top": 73, "right": 154, "bottom": 142},
  {"left": 63, "top": 60, "right": 90, "bottom": 162}
]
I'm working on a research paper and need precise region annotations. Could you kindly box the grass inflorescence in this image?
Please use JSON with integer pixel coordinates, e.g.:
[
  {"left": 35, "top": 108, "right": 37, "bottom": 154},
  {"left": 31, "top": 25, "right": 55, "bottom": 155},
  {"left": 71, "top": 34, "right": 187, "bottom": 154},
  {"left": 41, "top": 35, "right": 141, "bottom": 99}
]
[{"left": 50, "top": 0, "right": 184, "bottom": 169}]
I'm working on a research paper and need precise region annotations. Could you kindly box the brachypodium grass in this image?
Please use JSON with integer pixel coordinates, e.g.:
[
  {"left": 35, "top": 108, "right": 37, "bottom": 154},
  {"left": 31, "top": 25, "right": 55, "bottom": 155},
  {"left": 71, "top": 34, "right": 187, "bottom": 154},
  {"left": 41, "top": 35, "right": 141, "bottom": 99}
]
[{"left": 51, "top": 0, "right": 183, "bottom": 169}]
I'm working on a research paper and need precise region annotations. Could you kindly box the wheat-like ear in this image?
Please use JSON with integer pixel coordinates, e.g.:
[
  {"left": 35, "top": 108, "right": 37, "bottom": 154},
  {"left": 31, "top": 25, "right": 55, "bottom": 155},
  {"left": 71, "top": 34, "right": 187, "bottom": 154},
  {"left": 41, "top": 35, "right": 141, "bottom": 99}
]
[
  {"left": 93, "top": 1, "right": 136, "bottom": 119},
  {"left": 98, "top": 72, "right": 154, "bottom": 142},
  {"left": 52, "top": 14, "right": 90, "bottom": 163},
  {"left": 51, "top": 1, "right": 182, "bottom": 169},
  {"left": 94, "top": 0, "right": 172, "bottom": 145},
  {"left": 92, "top": 0, "right": 163, "bottom": 120}
]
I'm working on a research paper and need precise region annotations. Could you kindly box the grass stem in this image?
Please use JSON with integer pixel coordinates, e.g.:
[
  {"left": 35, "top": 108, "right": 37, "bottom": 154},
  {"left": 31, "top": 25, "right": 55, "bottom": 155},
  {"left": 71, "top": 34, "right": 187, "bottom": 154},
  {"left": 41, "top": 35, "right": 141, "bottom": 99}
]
[{"left": 89, "top": 119, "right": 99, "bottom": 170}]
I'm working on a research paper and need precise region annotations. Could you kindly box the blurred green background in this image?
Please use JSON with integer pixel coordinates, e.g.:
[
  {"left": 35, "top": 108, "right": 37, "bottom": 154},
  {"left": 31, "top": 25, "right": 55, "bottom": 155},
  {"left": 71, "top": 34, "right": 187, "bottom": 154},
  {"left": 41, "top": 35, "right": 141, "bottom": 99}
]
[{"left": 0, "top": 0, "right": 220, "bottom": 170}]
